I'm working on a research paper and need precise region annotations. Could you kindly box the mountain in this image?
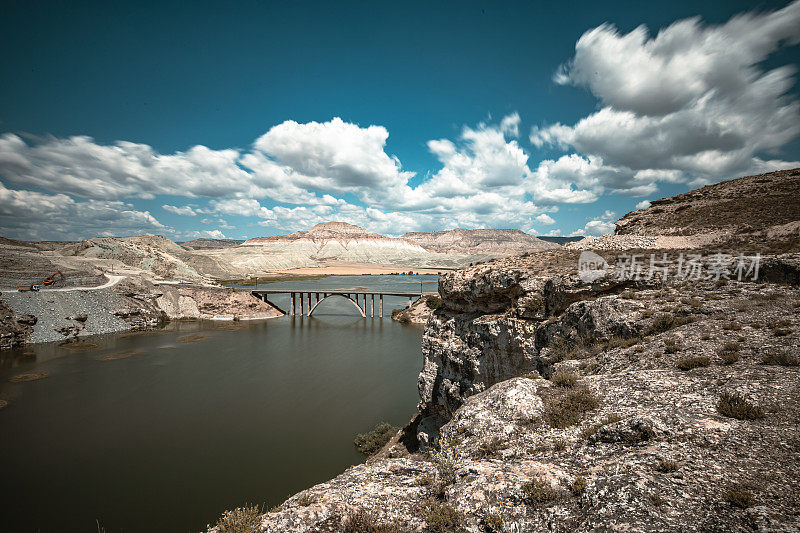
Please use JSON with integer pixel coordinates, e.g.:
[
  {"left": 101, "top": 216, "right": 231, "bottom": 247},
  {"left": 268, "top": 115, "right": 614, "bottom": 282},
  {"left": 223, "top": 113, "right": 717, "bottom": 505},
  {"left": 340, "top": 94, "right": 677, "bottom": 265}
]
[
  {"left": 616, "top": 168, "right": 800, "bottom": 239},
  {"left": 181, "top": 238, "right": 245, "bottom": 249},
  {"left": 243, "top": 222, "right": 415, "bottom": 246},
  {"left": 401, "top": 228, "right": 559, "bottom": 254},
  {"left": 566, "top": 168, "right": 800, "bottom": 251}
]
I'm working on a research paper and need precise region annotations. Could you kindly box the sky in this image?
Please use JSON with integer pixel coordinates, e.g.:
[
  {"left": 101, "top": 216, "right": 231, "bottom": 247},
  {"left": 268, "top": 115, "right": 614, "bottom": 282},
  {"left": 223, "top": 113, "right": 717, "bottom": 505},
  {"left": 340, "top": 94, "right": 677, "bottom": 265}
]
[{"left": 1, "top": 0, "right": 799, "bottom": 242}]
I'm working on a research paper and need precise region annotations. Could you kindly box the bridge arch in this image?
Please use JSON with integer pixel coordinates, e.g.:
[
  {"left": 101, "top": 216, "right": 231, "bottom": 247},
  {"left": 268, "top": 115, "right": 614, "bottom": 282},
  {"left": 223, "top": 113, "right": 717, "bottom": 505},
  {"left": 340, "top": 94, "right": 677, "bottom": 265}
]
[{"left": 308, "top": 294, "right": 366, "bottom": 317}]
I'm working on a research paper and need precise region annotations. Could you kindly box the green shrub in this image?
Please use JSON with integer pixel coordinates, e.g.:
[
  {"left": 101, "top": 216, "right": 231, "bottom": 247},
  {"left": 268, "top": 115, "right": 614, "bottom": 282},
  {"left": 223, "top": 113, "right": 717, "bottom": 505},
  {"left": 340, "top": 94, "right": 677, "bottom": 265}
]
[
  {"left": 717, "top": 392, "right": 764, "bottom": 420},
  {"left": 214, "top": 505, "right": 262, "bottom": 533},
  {"left": 544, "top": 385, "right": 599, "bottom": 429},
  {"left": 761, "top": 348, "right": 799, "bottom": 366},
  {"left": 551, "top": 371, "right": 578, "bottom": 387},
  {"left": 425, "top": 295, "right": 442, "bottom": 310},
  {"left": 676, "top": 356, "right": 711, "bottom": 371},
  {"left": 354, "top": 422, "right": 398, "bottom": 456}
]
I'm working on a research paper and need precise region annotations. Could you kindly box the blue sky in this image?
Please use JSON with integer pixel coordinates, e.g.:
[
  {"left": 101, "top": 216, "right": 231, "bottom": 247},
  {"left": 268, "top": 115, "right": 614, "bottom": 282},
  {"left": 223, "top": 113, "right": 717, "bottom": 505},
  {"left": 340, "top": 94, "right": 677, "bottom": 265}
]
[{"left": 1, "top": 0, "right": 799, "bottom": 241}]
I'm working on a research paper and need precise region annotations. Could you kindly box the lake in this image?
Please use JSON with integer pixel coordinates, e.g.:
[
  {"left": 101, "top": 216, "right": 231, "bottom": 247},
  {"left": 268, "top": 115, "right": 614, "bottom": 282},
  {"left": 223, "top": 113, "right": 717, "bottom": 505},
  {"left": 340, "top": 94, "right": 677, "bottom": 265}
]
[{"left": 0, "top": 275, "right": 436, "bottom": 532}]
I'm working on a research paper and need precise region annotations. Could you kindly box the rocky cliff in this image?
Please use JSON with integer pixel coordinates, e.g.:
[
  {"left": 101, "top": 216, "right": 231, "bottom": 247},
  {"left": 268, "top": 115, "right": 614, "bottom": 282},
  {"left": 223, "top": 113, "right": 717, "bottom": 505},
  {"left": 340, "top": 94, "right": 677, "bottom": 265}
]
[{"left": 231, "top": 249, "right": 800, "bottom": 532}]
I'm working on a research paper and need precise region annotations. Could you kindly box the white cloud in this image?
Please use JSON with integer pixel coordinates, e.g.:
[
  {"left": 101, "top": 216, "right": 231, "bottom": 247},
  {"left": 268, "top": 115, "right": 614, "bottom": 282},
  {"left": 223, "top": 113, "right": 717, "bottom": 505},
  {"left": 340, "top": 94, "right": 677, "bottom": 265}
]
[
  {"left": 569, "top": 209, "right": 617, "bottom": 237},
  {"left": 180, "top": 229, "right": 227, "bottom": 240},
  {"left": 0, "top": 181, "right": 165, "bottom": 241},
  {"left": 535, "top": 1, "right": 800, "bottom": 190},
  {"left": 534, "top": 213, "right": 555, "bottom": 225},
  {"left": 162, "top": 204, "right": 197, "bottom": 216},
  {"left": 635, "top": 200, "right": 651, "bottom": 210}
]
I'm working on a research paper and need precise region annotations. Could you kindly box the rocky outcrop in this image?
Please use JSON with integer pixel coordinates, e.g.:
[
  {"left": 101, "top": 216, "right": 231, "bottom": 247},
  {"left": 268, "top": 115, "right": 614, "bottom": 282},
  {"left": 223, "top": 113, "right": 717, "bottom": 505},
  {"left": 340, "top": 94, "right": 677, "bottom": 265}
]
[
  {"left": 391, "top": 296, "right": 439, "bottom": 325},
  {"left": 155, "top": 285, "right": 283, "bottom": 320},
  {"left": 238, "top": 250, "right": 800, "bottom": 532},
  {"left": 0, "top": 299, "right": 35, "bottom": 349}
]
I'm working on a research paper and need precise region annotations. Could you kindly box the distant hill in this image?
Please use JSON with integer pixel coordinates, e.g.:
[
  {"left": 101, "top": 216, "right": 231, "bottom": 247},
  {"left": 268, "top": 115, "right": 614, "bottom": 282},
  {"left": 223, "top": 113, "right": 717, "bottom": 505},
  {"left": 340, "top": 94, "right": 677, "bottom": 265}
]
[
  {"left": 402, "top": 228, "right": 558, "bottom": 254},
  {"left": 243, "top": 222, "right": 406, "bottom": 245},
  {"left": 537, "top": 236, "right": 584, "bottom": 245},
  {"left": 616, "top": 168, "right": 800, "bottom": 238},
  {"left": 181, "top": 238, "right": 245, "bottom": 249}
]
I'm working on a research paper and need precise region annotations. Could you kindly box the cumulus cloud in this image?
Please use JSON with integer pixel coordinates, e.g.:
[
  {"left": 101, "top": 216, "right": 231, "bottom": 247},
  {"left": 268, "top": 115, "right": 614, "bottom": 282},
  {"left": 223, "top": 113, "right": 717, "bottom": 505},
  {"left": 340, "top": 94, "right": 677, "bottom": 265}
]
[
  {"left": 570, "top": 209, "right": 618, "bottom": 236},
  {"left": 534, "top": 213, "right": 555, "bottom": 225},
  {"left": 635, "top": 200, "right": 651, "bottom": 210},
  {"left": 536, "top": 0, "right": 800, "bottom": 190},
  {"left": 0, "top": 181, "right": 165, "bottom": 240},
  {"left": 162, "top": 204, "right": 197, "bottom": 216},
  {"left": 180, "top": 229, "right": 227, "bottom": 240}
]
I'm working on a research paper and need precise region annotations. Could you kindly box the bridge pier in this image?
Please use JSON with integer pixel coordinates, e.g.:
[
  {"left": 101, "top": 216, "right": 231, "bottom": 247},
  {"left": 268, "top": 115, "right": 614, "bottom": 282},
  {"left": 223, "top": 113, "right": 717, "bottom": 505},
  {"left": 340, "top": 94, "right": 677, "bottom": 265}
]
[
  {"left": 379, "top": 295, "right": 383, "bottom": 317},
  {"left": 370, "top": 294, "right": 374, "bottom": 318}
]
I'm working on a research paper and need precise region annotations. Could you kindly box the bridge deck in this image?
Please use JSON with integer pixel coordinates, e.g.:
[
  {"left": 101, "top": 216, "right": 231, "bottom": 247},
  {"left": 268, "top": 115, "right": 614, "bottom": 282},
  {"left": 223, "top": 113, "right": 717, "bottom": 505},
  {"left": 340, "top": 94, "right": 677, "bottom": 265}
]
[
  {"left": 250, "top": 288, "right": 438, "bottom": 317},
  {"left": 252, "top": 289, "right": 438, "bottom": 297}
]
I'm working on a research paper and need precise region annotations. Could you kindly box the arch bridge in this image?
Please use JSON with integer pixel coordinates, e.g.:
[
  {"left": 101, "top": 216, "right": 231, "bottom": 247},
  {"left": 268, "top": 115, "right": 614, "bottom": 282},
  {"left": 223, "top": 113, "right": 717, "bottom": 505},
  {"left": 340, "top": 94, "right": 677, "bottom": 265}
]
[{"left": 250, "top": 289, "right": 438, "bottom": 318}]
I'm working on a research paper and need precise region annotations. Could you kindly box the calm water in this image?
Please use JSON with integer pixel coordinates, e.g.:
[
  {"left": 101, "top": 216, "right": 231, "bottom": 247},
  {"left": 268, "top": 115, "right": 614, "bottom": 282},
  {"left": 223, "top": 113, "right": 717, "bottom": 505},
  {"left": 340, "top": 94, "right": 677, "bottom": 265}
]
[{"left": 0, "top": 275, "right": 436, "bottom": 532}]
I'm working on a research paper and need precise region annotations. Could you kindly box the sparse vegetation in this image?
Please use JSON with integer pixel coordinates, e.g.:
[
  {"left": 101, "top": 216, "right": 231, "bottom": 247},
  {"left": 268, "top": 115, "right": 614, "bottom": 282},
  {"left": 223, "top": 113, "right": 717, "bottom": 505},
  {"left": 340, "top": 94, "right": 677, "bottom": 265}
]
[
  {"left": 676, "top": 356, "right": 711, "bottom": 371},
  {"left": 340, "top": 508, "right": 403, "bottom": 532},
  {"left": 723, "top": 484, "right": 755, "bottom": 508},
  {"left": 761, "top": 348, "right": 799, "bottom": 366},
  {"left": 606, "top": 335, "right": 642, "bottom": 350},
  {"left": 354, "top": 422, "right": 398, "bottom": 456},
  {"left": 579, "top": 414, "right": 622, "bottom": 440},
  {"left": 476, "top": 436, "right": 507, "bottom": 459},
  {"left": 663, "top": 338, "right": 681, "bottom": 354},
  {"left": 717, "top": 342, "right": 741, "bottom": 365},
  {"left": 551, "top": 371, "right": 578, "bottom": 387},
  {"left": 569, "top": 476, "right": 587, "bottom": 495},
  {"left": 655, "top": 458, "right": 678, "bottom": 473},
  {"left": 722, "top": 321, "right": 742, "bottom": 331},
  {"left": 296, "top": 492, "right": 317, "bottom": 506},
  {"left": 649, "top": 492, "right": 666, "bottom": 507},
  {"left": 415, "top": 498, "right": 463, "bottom": 533},
  {"left": 482, "top": 510, "right": 504, "bottom": 532},
  {"left": 544, "top": 385, "right": 599, "bottom": 429},
  {"left": 717, "top": 392, "right": 764, "bottom": 420},
  {"left": 522, "top": 478, "right": 559, "bottom": 504},
  {"left": 772, "top": 327, "right": 791, "bottom": 337},
  {"left": 213, "top": 505, "right": 262, "bottom": 533},
  {"left": 647, "top": 312, "right": 693, "bottom": 335}
]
